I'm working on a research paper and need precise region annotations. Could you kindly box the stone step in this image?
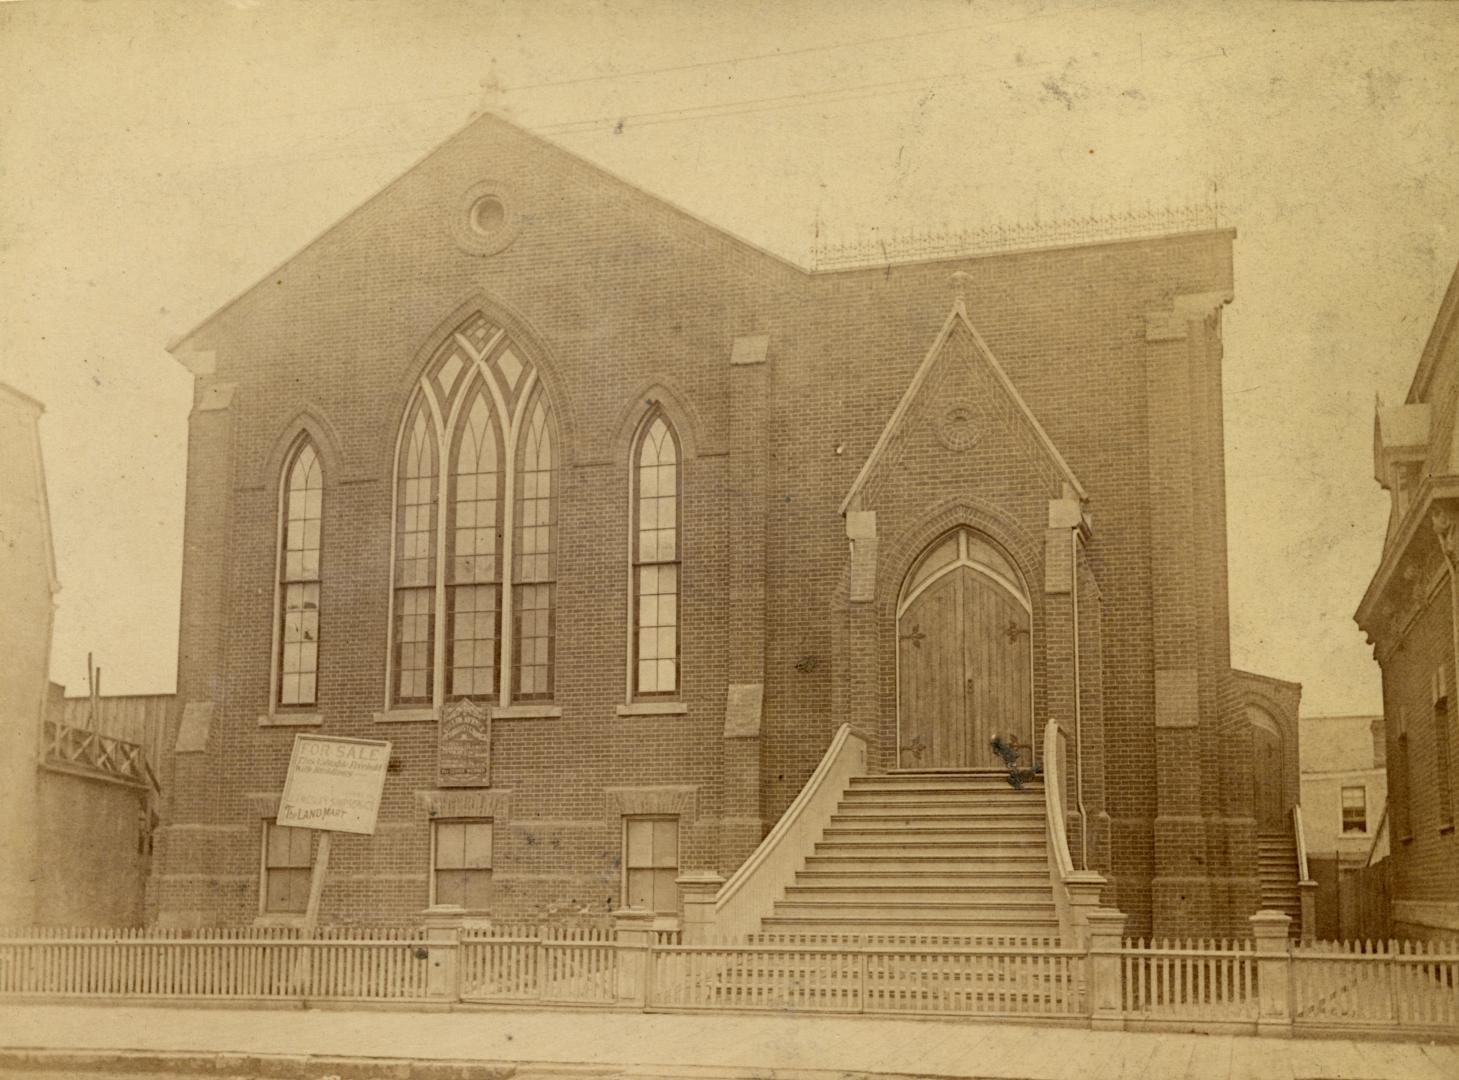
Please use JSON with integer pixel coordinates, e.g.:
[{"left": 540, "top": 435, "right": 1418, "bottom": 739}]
[
  {"left": 849, "top": 775, "right": 1043, "bottom": 793},
  {"left": 787, "top": 864, "right": 1050, "bottom": 881},
  {"left": 828, "top": 799, "right": 1044, "bottom": 817},
  {"left": 782, "top": 884, "right": 1054, "bottom": 904},
  {"left": 812, "top": 840, "right": 1046, "bottom": 858},
  {"left": 773, "top": 899, "right": 1058, "bottom": 919},
  {"left": 760, "top": 915, "right": 1060, "bottom": 934},
  {"left": 822, "top": 828, "right": 1050, "bottom": 846},
  {"left": 802, "top": 854, "right": 1047, "bottom": 873},
  {"left": 828, "top": 811, "right": 1044, "bottom": 828},
  {"left": 840, "top": 782, "right": 1044, "bottom": 799}
]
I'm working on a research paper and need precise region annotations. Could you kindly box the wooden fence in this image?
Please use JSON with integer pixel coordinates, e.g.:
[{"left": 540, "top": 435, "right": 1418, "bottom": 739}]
[
  {"left": 1119, "top": 938, "right": 1258, "bottom": 1025},
  {"left": 1293, "top": 939, "right": 1459, "bottom": 1035},
  {"left": 459, "top": 925, "right": 618, "bottom": 1005},
  {"left": 0, "top": 923, "right": 1454, "bottom": 1037},
  {"left": 648, "top": 942, "right": 1083, "bottom": 1017},
  {"left": 0, "top": 928, "right": 431, "bottom": 1001}
]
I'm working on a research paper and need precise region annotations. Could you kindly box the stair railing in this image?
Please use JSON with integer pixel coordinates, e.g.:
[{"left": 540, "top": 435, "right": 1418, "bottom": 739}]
[
  {"left": 1292, "top": 804, "right": 1311, "bottom": 884},
  {"left": 1291, "top": 803, "right": 1317, "bottom": 942},
  {"left": 712, "top": 722, "right": 868, "bottom": 942},
  {"left": 1043, "top": 717, "right": 1077, "bottom": 945},
  {"left": 1363, "top": 803, "right": 1389, "bottom": 868}
]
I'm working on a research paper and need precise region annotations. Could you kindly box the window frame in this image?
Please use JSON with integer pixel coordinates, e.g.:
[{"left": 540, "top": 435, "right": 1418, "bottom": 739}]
[
  {"left": 629, "top": 412, "right": 683, "bottom": 702},
  {"left": 1435, "top": 678, "right": 1454, "bottom": 831},
  {"left": 383, "top": 317, "right": 562, "bottom": 716},
  {"left": 511, "top": 386, "right": 558, "bottom": 702},
  {"left": 1340, "top": 785, "right": 1368, "bottom": 835},
  {"left": 429, "top": 818, "right": 494, "bottom": 911},
  {"left": 259, "top": 818, "right": 314, "bottom": 916},
  {"left": 621, "top": 815, "right": 680, "bottom": 916},
  {"left": 1394, "top": 705, "right": 1413, "bottom": 843},
  {"left": 269, "top": 437, "right": 325, "bottom": 715},
  {"left": 445, "top": 387, "right": 505, "bottom": 701}
]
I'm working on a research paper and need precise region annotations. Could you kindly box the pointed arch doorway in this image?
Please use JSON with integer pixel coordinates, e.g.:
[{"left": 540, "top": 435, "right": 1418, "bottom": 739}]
[{"left": 897, "top": 528, "right": 1033, "bottom": 770}]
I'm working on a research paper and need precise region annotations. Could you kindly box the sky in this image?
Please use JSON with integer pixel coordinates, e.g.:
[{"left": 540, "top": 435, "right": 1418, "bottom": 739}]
[{"left": 1, "top": 0, "right": 1456, "bottom": 714}]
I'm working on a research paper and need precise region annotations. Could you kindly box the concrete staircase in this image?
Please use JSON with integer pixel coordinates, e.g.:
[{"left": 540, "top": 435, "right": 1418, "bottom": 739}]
[
  {"left": 758, "top": 772, "right": 1059, "bottom": 940},
  {"left": 1257, "top": 831, "right": 1302, "bottom": 938}
]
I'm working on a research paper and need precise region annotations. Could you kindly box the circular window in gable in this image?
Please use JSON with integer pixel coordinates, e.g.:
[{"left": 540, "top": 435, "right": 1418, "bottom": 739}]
[{"left": 452, "top": 180, "right": 520, "bottom": 256}]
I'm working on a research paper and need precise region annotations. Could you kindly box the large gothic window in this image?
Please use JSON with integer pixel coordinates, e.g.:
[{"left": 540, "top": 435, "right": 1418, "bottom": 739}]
[
  {"left": 278, "top": 439, "right": 324, "bottom": 707},
  {"left": 633, "top": 414, "right": 680, "bottom": 696},
  {"left": 388, "top": 314, "right": 559, "bottom": 711}
]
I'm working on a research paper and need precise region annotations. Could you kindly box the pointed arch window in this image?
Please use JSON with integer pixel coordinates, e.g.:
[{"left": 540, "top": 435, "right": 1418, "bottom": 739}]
[
  {"left": 278, "top": 440, "right": 323, "bottom": 707},
  {"left": 633, "top": 415, "right": 680, "bottom": 696},
  {"left": 514, "top": 388, "right": 557, "bottom": 699},
  {"left": 387, "top": 314, "right": 559, "bottom": 713},
  {"left": 394, "top": 404, "right": 438, "bottom": 704},
  {"left": 448, "top": 391, "right": 502, "bottom": 698}
]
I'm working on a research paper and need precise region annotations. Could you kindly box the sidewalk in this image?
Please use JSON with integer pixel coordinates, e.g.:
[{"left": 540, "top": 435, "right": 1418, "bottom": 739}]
[{"left": 0, "top": 1003, "right": 1455, "bottom": 1080}]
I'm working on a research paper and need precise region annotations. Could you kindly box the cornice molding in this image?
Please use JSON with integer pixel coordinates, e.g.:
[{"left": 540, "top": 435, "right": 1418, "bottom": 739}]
[{"left": 1356, "top": 477, "right": 1459, "bottom": 645}]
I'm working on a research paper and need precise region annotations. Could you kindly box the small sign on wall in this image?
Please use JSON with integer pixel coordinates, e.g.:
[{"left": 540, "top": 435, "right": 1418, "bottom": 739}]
[
  {"left": 277, "top": 734, "right": 391, "bottom": 835},
  {"left": 438, "top": 698, "right": 491, "bottom": 788}
]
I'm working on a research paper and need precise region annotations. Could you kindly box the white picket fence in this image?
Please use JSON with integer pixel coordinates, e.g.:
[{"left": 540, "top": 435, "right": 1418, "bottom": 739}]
[
  {"left": 0, "top": 924, "right": 1454, "bottom": 1036},
  {"left": 650, "top": 942, "right": 1084, "bottom": 1017},
  {"left": 0, "top": 927, "right": 431, "bottom": 1001},
  {"left": 1120, "top": 937, "right": 1258, "bottom": 1024},
  {"left": 1293, "top": 939, "right": 1459, "bottom": 1034},
  {"left": 460, "top": 925, "right": 618, "bottom": 1004}
]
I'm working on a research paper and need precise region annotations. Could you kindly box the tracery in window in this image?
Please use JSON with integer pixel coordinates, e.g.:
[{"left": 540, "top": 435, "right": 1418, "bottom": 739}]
[
  {"left": 388, "top": 312, "right": 559, "bottom": 710},
  {"left": 634, "top": 415, "right": 680, "bottom": 696},
  {"left": 394, "top": 403, "right": 438, "bottom": 704},
  {"left": 278, "top": 440, "right": 322, "bottom": 707}
]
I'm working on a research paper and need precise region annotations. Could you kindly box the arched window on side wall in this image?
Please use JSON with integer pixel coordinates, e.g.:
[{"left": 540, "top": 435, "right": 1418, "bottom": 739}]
[
  {"left": 633, "top": 414, "right": 680, "bottom": 697},
  {"left": 278, "top": 439, "right": 323, "bottom": 707}
]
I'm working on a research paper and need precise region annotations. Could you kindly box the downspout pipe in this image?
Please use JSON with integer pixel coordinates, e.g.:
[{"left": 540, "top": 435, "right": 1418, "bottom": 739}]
[{"left": 1070, "top": 526, "right": 1089, "bottom": 870}]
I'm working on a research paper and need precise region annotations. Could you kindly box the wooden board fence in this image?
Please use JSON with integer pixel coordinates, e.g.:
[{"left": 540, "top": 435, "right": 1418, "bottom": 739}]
[{"left": 1293, "top": 939, "right": 1459, "bottom": 1032}]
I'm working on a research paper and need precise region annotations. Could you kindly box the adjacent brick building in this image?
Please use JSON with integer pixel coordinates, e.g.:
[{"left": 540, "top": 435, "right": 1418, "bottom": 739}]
[
  {"left": 150, "top": 112, "right": 1285, "bottom": 938},
  {"left": 1357, "top": 258, "right": 1459, "bottom": 942}
]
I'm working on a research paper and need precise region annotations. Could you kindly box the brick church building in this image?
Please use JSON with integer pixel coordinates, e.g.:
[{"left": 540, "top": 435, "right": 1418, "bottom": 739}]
[{"left": 150, "top": 112, "right": 1294, "bottom": 939}]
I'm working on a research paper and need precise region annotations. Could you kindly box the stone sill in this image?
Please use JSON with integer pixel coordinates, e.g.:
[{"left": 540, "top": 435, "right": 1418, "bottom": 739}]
[
  {"left": 374, "top": 707, "right": 436, "bottom": 724},
  {"left": 252, "top": 914, "right": 306, "bottom": 929},
  {"left": 258, "top": 712, "right": 323, "bottom": 728},
  {"left": 616, "top": 701, "right": 688, "bottom": 717},
  {"left": 493, "top": 704, "right": 562, "bottom": 719}
]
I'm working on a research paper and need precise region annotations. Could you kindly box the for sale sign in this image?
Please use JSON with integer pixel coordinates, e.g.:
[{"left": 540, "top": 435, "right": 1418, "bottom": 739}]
[{"left": 276, "top": 734, "right": 391, "bottom": 835}]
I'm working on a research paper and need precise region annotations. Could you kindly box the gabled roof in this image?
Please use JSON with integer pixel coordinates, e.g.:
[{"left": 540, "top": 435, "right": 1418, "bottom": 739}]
[
  {"left": 839, "top": 298, "right": 1086, "bottom": 516},
  {"left": 1407, "top": 257, "right": 1459, "bottom": 404},
  {"left": 167, "top": 111, "right": 808, "bottom": 358}
]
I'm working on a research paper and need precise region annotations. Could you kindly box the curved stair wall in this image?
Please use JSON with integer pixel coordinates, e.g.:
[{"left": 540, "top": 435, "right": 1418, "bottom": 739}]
[{"left": 712, "top": 723, "right": 868, "bottom": 942}]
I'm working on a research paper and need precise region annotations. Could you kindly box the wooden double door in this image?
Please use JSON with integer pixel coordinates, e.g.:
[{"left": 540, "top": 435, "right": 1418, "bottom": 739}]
[{"left": 898, "top": 559, "right": 1032, "bottom": 770}]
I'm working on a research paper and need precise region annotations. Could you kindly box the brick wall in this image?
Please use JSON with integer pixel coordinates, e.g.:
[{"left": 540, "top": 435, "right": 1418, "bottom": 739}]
[{"left": 152, "top": 113, "right": 1252, "bottom": 933}]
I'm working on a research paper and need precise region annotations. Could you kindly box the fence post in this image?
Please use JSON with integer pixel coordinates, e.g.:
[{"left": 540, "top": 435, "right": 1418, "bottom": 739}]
[
  {"left": 676, "top": 872, "right": 725, "bottom": 945},
  {"left": 1065, "top": 870, "right": 1107, "bottom": 950},
  {"left": 421, "top": 909, "right": 464, "bottom": 1002},
  {"left": 1298, "top": 881, "right": 1318, "bottom": 945},
  {"left": 1250, "top": 910, "right": 1293, "bottom": 1037},
  {"left": 612, "top": 907, "right": 655, "bottom": 1007},
  {"left": 1086, "top": 908, "right": 1127, "bottom": 1030}
]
